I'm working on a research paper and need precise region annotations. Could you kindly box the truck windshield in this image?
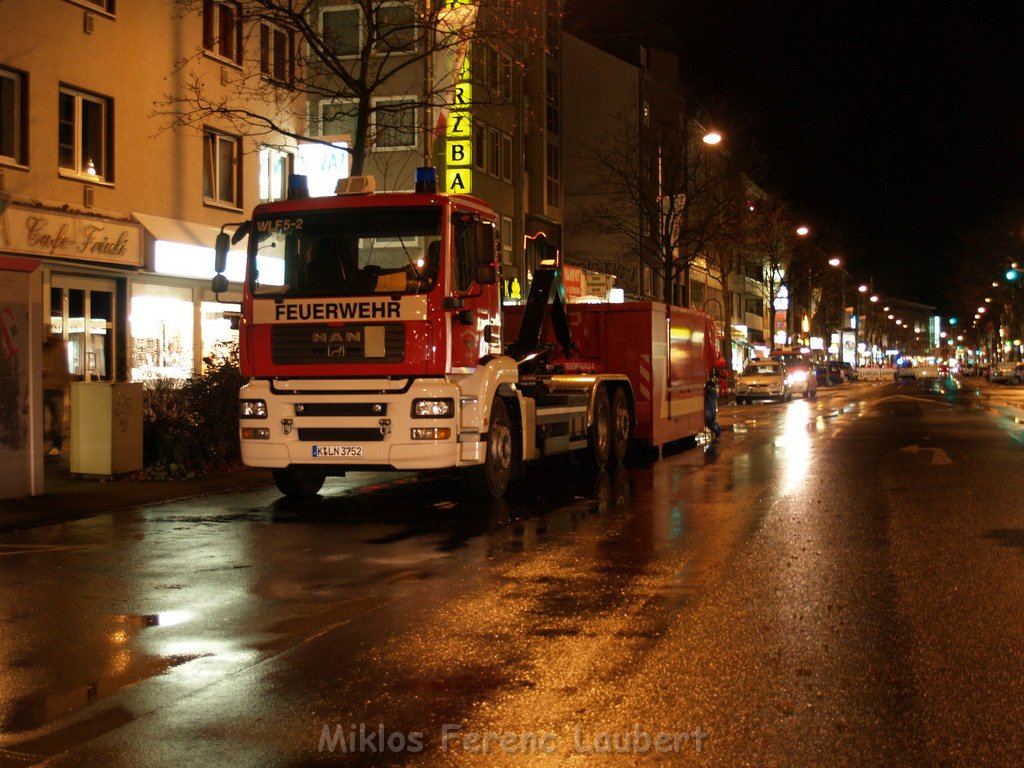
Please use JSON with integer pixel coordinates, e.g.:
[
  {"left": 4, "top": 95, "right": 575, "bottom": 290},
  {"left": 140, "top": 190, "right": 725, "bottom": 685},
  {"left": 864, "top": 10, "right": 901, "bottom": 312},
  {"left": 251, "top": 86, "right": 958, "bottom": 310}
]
[{"left": 249, "top": 206, "right": 442, "bottom": 297}]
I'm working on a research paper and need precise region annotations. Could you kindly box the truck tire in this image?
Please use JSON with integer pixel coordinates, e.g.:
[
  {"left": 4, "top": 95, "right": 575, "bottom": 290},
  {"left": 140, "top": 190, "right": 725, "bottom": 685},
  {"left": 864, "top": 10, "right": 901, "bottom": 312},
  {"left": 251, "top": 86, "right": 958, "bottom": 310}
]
[
  {"left": 588, "top": 387, "right": 612, "bottom": 469},
  {"left": 610, "top": 387, "right": 631, "bottom": 465},
  {"left": 272, "top": 467, "right": 326, "bottom": 498},
  {"left": 465, "top": 397, "right": 513, "bottom": 498}
]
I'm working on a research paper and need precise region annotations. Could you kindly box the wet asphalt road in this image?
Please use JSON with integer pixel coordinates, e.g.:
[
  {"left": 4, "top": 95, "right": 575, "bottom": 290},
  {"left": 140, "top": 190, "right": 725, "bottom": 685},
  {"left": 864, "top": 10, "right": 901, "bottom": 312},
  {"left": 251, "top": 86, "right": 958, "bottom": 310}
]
[{"left": 2, "top": 377, "right": 1024, "bottom": 767}]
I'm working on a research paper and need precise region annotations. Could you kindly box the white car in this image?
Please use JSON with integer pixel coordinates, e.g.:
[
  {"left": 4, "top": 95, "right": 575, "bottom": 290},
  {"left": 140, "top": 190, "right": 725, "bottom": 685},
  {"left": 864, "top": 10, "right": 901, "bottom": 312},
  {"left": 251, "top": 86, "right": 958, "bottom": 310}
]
[
  {"left": 915, "top": 365, "right": 941, "bottom": 380},
  {"left": 735, "top": 360, "right": 792, "bottom": 404}
]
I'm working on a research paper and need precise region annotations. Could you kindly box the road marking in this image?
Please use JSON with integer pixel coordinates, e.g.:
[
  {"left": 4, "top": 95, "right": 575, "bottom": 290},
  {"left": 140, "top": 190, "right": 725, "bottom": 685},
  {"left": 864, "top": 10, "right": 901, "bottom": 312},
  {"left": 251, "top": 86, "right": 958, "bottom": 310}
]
[
  {"left": 899, "top": 444, "right": 954, "bottom": 465},
  {"left": 876, "top": 394, "right": 949, "bottom": 406}
]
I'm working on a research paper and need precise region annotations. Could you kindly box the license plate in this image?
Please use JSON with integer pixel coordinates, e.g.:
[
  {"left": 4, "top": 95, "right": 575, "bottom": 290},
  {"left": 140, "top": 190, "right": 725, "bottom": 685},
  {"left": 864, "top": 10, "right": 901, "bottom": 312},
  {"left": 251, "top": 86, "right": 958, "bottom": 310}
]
[{"left": 311, "top": 445, "right": 363, "bottom": 458}]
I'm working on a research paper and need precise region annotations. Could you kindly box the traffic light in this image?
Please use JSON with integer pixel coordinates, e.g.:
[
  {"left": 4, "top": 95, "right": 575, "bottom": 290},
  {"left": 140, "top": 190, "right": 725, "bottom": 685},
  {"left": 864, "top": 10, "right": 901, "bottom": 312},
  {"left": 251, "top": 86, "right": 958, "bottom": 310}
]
[
  {"left": 949, "top": 317, "right": 958, "bottom": 325},
  {"left": 1007, "top": 269, "right": 1018, "bottom": 281}
]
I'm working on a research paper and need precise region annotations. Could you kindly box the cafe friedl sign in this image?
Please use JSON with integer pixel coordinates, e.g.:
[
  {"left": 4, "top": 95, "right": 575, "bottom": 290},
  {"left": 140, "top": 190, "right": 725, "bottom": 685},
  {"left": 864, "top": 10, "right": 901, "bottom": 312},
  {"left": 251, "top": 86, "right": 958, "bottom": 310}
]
[{"left": 0, "top": 205, "right": 142, "bottom": 267}]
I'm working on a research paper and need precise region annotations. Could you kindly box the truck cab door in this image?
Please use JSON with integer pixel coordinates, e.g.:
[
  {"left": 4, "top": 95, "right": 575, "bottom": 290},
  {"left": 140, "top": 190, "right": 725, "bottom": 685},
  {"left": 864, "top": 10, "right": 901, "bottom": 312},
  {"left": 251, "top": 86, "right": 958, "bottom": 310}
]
[{"left": 448, "top": 213, "right": 501, "bottom": 371}]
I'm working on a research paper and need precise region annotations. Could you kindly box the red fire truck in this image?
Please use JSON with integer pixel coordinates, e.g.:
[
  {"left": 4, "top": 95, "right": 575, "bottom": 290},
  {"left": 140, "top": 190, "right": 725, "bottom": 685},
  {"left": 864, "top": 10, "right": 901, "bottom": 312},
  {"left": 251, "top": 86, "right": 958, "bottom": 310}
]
[{"left": 213, "top": 170, "right": 718, "bottom": 498}]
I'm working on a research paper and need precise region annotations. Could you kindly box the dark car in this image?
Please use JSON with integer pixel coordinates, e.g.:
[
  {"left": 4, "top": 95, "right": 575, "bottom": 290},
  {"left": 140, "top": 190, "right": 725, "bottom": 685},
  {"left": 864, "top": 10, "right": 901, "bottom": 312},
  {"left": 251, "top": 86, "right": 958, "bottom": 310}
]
[
  {"left": 815, "top": 360, "right": 846, "bottom": 386},
  {"left": 839, "top": 362, "right": 856, "bottom": 381}
]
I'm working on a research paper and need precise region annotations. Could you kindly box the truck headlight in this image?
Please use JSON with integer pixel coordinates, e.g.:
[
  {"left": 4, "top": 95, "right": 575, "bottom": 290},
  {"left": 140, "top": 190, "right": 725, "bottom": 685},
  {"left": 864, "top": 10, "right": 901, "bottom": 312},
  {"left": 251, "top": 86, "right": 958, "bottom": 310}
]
[
  {"left": 411, "top": 398, "right": 454, "bottom": 418},
  {"left": 240, "top": 399, "right": 268, "bottom": 418}
]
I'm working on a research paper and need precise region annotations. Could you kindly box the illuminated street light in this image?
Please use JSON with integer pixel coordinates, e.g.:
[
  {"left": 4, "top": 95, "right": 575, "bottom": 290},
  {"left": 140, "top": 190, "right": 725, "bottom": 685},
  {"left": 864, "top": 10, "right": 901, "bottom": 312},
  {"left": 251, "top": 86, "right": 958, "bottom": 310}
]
[
  {"left": 978, "top": 307, "right": 986, "bottom": 313},
  {"left": 870, "top": 295, "right": 879, "bottom": 302},
  {"left": 702, "top": 131, "right": 722, "bottom": 145},
  {"left": 796, "top": 225, "right": 810, "bottom": 237},
  {"left": 828, "top": 256, "right": 841, "bottom": 267}
]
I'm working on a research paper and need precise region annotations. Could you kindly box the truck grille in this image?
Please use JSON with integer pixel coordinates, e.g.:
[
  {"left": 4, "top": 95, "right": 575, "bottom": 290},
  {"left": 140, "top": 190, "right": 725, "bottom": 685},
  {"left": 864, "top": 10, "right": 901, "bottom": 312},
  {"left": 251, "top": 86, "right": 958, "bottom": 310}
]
[
  {"left": 297, "top": 428, "right": 387, "bottom": 442},
  {"left": 272, "top": 324, "right": 404, "bottom": 365}
]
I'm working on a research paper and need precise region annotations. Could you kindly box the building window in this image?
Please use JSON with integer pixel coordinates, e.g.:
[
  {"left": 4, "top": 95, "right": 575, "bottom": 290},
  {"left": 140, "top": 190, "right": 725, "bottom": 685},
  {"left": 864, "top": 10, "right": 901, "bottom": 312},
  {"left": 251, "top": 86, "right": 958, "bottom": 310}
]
[
  {"left": 67, "top": 0, "right": 115, "bottom": 14},
  {"left": 322, "top": 2, "right": 416, "bottom": 56},
  {"left": 487, "top": 128, "right": 499, "bottom": 176},
  {"left": 320, "top": 99, "right": 356, "bottom": 139},
  {"left": 259, "top": 145, "right": 292, "bottom": 202},
  {"left": 500, "top": 216, "right": 513, "bottom": 264},
  {"left": 260, "top": 22, "right": 293, "bottom": 84},
  {"left": 499, "top": 55, "right": 512, "bottom": 100},
  {"left": 203, "top": 128, "right": 241, "bottom": 206},
  {"left": 546, "top": 142, "right": 560, "bottom": 209},
  {"left": 204, "top": 0, "right": 242, "bottom": 64},
  {"left": 320, "top": 98, "right": 415, "bottom": 150},
  {"left": 0, "top": 68, "right": 26, "bottom": 165},
  {"left": 545, "top": 68, "right": 559, "bottom": 134},
  {"left": 375, "top": 2, "right": 417, "bottom": 52},
  {"left": 373, "top": 98, "right": 417, "bottom": 149},
  {"left": 473, "top": 122, "right": 486, "bottom": 171},
  {"left": 500, "top": 132, "right": 512, "bottom": 182},
  {"left": 58, "top": 87, "right": 111, "bottom": 180}
]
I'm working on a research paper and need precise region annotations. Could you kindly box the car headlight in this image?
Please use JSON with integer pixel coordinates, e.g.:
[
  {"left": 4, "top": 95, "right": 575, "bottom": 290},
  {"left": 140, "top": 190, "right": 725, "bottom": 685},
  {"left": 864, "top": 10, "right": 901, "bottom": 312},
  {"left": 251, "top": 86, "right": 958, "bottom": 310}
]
[
  {"left": 239, "top": 399, "right": 268, "bottom": 418},
  {"left": 411, "top": 398, "right": 454, "bottom": 418},
  {"left": 790, "top": 370, "right": 808, "bottom": 383}
]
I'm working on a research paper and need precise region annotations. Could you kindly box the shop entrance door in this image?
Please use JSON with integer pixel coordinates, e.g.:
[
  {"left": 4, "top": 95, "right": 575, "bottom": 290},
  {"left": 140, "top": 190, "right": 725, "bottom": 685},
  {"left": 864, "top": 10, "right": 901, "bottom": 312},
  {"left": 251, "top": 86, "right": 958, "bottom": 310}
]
[{"left": 50, "top": 276, "right": 116, "bottom": 382}]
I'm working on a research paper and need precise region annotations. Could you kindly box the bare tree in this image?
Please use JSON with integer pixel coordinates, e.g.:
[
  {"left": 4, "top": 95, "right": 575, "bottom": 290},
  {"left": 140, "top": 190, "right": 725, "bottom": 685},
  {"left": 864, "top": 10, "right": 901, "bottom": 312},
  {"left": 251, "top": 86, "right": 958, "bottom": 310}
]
[
  {"left": 578, "top": 112, "right": 745, "bottom": 307},
  {"left": 158, "top": 0, "right": 532, "bottom": 177},
  {"left": 731, "top": 192, "right": 795, "bottom": 350}
]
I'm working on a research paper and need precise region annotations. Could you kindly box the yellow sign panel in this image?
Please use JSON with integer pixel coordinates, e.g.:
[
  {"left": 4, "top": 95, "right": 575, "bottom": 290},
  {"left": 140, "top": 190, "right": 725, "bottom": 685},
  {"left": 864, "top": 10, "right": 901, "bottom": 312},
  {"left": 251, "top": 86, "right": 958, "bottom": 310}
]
[
  {"left": 445, "top": 111, "right": 472, "bottom": 139},
  {"left": 452, "top": 82, "right": 472, "bottom": 109},
  {"left": 446, "top": 169, "right": 472, "bottom": 195},
  {"left": 447, "top": 139, "right": 472, "bottom": 167}
]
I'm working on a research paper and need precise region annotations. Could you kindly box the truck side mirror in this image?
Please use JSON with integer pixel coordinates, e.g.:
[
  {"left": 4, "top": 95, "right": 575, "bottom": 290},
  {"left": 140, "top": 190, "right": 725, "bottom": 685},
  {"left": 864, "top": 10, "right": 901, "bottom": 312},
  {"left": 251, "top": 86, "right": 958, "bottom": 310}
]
[
  {"left": 211, "top": 274, "right": 229, "bottom": 295},
  {"left": 214, "top": 232, "right": 230, "bottom": 274}
]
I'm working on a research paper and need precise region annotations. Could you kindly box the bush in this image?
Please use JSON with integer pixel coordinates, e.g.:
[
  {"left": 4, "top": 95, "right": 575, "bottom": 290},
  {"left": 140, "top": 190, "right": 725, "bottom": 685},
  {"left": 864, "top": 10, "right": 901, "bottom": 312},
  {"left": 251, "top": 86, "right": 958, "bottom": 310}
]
[{"left": 142, "top": 341, "right": 244, "bottom": 478}]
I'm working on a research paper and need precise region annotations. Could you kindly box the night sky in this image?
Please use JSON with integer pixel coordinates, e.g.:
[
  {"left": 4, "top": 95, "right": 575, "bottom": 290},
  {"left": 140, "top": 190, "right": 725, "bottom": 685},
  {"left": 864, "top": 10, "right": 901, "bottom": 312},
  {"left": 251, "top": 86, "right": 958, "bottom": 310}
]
[{"left": 565, "top": 1, "right": 1024, "bottom": 310}]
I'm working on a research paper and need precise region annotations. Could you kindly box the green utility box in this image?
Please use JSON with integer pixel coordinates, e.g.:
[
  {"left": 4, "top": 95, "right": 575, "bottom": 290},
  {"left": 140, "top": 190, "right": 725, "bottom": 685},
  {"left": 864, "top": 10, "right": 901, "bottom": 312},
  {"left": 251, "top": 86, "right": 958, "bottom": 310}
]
[{"left": 70, "top": 382, "right": 144, "bottom": 475}]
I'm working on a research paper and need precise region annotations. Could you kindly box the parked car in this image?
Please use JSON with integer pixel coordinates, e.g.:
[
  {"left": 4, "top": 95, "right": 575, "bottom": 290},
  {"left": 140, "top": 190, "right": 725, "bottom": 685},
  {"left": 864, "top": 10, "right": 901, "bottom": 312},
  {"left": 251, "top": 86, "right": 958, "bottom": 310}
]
[
  {"left": 816, "top": 360, "right": 846, "bottom": 386},
  {"left": 989, "top": 361, "right": 1019, "bottom": 383},
  {"left": 735, "top": 359, "right": 792, "bottom": 404},
  {"left": 839, "top": 362, "right": 856, "bottom": 381}
]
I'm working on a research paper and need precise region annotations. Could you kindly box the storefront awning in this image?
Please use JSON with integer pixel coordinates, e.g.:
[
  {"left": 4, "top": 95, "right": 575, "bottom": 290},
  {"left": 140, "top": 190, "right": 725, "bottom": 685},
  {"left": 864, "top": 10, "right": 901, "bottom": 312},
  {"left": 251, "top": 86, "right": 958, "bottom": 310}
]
[{"left": 133, "top": 212, "right": 247, "bottom": 283}]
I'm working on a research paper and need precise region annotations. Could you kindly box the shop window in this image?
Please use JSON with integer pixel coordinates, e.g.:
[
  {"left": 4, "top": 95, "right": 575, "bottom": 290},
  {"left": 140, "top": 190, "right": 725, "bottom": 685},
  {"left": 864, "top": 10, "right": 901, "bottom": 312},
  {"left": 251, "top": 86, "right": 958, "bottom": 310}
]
[
  {"left": 259, "top": 145, "right": 292, "bottom": 202},
  {"left": 203, "top": 128, "right": 241, "bottom": 207},
  {"left": 0, "top": 67, "right": 26, "bottom": 165},
  {"left": 58, "top": 86, "right": 111, "bottom": 180},
  {"left": 130, "top": 284, "right": 195, "bottom": 380},
  {"left": 201, "top": 301, "right": 240, "bottom": 371},
  {"left": 203, "top": 0, "right": 242, "bottom": 64},
  {"left": 260, "top": 22, "right": 293, "bottom": 85}
]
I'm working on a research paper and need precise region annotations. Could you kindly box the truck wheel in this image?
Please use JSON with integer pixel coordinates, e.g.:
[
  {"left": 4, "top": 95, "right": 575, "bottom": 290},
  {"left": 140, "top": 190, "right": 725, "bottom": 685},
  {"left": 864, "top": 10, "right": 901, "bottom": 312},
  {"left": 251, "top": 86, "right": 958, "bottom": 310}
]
[
  {"left": 272, "top": 468, "right": 326, "bottom": 498},
  {"left": 465, "top": 398, "right": 513, "bottom": 498},
  {"left": 610, "top": 388, "right": 631, "bottom": 465},
  {"left": 588, "top": 387, "right": 612, "bottom": 469}
]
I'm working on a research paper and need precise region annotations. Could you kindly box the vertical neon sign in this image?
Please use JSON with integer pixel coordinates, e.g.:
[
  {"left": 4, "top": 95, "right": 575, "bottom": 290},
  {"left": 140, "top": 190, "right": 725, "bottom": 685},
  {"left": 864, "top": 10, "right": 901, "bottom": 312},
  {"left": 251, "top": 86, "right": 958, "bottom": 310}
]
[{"left": 441, "top": 0, "right": 475, "bottom": 195}]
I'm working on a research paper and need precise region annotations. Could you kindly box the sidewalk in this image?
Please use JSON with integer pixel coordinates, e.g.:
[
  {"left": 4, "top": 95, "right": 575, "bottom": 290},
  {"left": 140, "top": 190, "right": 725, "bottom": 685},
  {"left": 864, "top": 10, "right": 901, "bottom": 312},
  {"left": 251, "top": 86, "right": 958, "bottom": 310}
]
[{"left": 0, "top": 452, "right": 274, "bottom": 533}]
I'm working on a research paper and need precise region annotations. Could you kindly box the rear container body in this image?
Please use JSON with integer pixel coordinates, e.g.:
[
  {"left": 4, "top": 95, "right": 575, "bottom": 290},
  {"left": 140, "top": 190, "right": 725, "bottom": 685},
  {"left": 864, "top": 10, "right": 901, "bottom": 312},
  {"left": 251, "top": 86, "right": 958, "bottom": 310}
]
[{"left": 504, "top": 301, "right": 715, "bottom": 451}]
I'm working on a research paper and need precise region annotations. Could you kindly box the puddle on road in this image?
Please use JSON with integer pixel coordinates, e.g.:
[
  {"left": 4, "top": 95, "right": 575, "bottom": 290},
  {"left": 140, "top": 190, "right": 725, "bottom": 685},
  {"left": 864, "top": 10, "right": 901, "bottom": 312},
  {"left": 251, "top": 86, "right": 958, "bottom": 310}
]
[{"left": 0, "top": 613, "right": 206, "bottom": 735}]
